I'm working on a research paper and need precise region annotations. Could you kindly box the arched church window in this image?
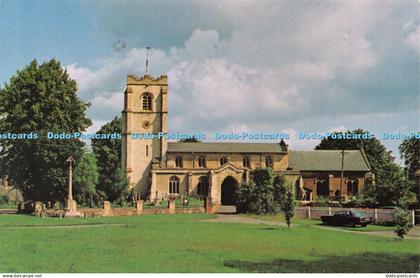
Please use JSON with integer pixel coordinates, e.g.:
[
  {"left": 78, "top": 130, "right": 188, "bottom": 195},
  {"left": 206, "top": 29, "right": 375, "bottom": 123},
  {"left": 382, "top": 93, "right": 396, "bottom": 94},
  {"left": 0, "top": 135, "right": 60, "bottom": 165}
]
[
  {"left": 347, "top": 177, "right": 359, "bottom": 196},
  {"left": 175, "top": 156, "right": 183, "bottom": 168},
  {"left": 142, "top": 93, "right": 153, "bottom": 111},
  {"left": 265, "top": 156, "right": 273, "bottom": 168},
  {"left": 197, "top": 176, "right": 209, "bottom": 197},
  {"left": 243, "top": 156, "right": 250, "bottom": 168},
  {"left": 198, "top": 156, "right": 206, "bottom": 168},
  {"left": 220, "top": 156, "right": 228, "bottom": 166},
  {"left": 316, "top": 176, "right": 329, "bottom": 197},
  {"left": 169, "top": 176, "right": 180, "bottom": 194}
]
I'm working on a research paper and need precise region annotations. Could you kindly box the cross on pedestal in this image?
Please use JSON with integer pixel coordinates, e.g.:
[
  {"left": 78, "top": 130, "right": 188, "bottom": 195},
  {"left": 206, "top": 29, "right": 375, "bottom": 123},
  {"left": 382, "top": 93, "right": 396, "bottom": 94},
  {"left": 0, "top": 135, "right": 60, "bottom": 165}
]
[
  {"left": 66, "top": 156, "right": 75, "bottom": 201},
  {"left": 65, "top": 156, "right": 80, "bottom": 216}
]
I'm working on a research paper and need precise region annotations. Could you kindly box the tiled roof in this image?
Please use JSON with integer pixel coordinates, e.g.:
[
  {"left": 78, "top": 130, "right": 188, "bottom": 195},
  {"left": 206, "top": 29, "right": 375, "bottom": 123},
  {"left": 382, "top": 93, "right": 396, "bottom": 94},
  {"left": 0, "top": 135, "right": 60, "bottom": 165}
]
[{"left": 288, "top": 150, "right": 370, "bottom": 171}]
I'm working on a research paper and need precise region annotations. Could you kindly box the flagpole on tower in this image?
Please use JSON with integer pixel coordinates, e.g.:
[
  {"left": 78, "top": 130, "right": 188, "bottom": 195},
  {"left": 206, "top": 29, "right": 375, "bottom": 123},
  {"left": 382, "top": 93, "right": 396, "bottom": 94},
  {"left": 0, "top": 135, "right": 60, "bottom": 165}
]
[{"left": 146, "top": 46, "right": 151, "bottom": 75}]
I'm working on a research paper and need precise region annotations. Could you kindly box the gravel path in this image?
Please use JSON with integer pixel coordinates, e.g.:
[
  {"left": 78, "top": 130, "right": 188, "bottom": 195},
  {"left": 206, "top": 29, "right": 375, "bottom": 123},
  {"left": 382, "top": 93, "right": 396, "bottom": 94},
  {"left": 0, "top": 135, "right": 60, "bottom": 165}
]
[
  {"left": 204, "top": 214, "right": 292, "bottom": 227},
  {"left": 314, "top": 225, "right": 420, "bottom": 240},
  {"left": 205, "top": 214, "right": 420, "bottom": 240}
]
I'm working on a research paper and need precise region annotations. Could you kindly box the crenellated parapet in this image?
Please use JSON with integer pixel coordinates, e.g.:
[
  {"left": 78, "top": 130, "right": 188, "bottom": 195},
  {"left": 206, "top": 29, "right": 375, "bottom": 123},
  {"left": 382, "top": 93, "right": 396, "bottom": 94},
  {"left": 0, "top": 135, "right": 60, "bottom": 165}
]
[{"left": 127, "top": 74, "right": 168, "bottom": 86}]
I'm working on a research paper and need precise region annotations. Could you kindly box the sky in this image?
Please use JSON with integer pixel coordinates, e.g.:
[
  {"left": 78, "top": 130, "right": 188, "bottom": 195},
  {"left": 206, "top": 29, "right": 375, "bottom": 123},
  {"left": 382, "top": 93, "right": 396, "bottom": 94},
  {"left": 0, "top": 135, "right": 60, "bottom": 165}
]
[{"left": 0, "top": 0, "right": 419, "bottom": 162}]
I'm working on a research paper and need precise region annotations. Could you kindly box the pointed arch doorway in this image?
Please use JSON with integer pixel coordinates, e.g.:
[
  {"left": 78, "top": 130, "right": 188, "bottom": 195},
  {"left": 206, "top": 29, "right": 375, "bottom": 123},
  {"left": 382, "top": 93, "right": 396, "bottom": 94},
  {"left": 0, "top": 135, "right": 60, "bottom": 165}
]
[{"left": 221, "top": 176, "right": 238, "bottom": 205}]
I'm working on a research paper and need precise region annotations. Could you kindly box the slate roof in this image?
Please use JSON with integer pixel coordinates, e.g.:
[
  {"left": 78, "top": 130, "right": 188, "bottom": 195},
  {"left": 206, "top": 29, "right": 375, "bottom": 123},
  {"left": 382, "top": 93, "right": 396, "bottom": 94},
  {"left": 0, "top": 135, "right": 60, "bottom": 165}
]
[
  {"left": 167, "top": 142, "right": 287, "bottom": 153},
  {"left": 288, "top": 150, "right": 370, "bottom": 172},
  {"left": 167, "top": 143, "right": 370, "bottom": 172}
]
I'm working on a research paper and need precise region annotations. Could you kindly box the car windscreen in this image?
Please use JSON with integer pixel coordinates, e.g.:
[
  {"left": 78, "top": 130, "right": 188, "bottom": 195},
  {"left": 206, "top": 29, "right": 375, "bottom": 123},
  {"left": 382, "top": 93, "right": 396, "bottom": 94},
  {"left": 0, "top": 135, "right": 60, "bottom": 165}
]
[{"left": 353, "top": 211, "right": 366, "bottom": 217}]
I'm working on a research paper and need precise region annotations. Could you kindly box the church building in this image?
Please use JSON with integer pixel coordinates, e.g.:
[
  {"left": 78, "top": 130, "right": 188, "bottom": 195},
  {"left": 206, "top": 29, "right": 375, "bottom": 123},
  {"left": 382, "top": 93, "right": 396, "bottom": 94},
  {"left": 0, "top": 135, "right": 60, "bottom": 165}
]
[{"left": 122, "top": 74, "right": 373, "bottom": 205}]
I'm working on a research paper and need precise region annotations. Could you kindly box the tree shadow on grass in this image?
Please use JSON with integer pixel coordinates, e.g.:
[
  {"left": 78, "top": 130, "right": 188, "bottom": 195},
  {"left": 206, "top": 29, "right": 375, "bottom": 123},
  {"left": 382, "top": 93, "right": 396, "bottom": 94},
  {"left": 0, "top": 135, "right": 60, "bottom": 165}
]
[
  {"left": 224, "top": 252, "right": 420, "bottom": 273},
  {"left": 257, "top": 227, "right": 284, "bottom": 231}
]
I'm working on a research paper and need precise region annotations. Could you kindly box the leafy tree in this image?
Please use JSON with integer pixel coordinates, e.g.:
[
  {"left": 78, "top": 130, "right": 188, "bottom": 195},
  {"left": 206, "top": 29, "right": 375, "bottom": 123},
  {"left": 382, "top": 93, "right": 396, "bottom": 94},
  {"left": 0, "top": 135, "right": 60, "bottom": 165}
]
[
  {"left": 273, "top": 175, "right": 288, "bottom": 210},
  {"left": 0, "top": 59, "right": 91, "bottom": 202},
  {"left": 179, "top": 137, "right": 201, "bottom": 142},
  {"left": 91, "top": 116, "right": 128, "bottom": 202},
  {"left": 248, "top": 168, "right": 275, "bottom": 214},
  {"left": 283, "top": 190, "right": 295, "bottom": 228},
  {"left": 374, "top": 164, "right": 417, "bottom": 208},
  {"left": 393, "top": 208, "right": 413, "bottom": 239},
  {"left": 235, "top": 168, "right": 288, "bottom": 214},
  {"left": 399, "top": 136, "right": 420, "bottom": 180},
  {"left": 399, "top": 136, "right": 420, "bottom": 208},
  {"left": 315, "top": 196, "right": 331, "bottom": 207},
  {"left": 235, "top": 182, "right": 252, "bottom": 213},
  {"left": 74, "top": 150, "right": 99, "bottom": 207},
  {"left": 342, "top": 190, "right": 379, "bottom": 208}
]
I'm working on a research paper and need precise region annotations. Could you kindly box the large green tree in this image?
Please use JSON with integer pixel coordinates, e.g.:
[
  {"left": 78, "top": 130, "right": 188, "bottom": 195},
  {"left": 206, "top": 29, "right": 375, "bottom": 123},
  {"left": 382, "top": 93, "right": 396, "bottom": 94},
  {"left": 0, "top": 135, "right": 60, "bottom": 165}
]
[
  {"left": 91, "top": 116, "right": 128, "bottom": 202},
  {"left": 399, "top": 136, "right": 420, "bottom": 208},
  {"left": 0, "top": 59, "right": 91, "bottom": 202},
  {"left": 74, "top": 150, "right": 99, "bottom": 206},
  {"left": 399, "top": 136, "right": 420, "bottom": 180},
  {"left": 236, "top": 168, "right": 288, "bottom": 214}
]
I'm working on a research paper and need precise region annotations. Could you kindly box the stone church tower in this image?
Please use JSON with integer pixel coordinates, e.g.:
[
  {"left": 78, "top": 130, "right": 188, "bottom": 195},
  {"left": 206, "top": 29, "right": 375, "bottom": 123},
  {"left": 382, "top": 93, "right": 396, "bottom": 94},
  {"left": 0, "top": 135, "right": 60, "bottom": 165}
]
[{"left": 122, "top": 74, "right": 168, "bottom": 198}]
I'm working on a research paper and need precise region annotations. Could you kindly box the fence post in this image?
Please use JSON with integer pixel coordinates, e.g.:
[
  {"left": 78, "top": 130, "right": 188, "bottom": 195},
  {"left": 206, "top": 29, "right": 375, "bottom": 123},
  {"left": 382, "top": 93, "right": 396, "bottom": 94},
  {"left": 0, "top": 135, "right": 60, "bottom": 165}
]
[
  {"left": 136, "top": 200, "right": 143, "bottom": 215},
  {"left": 103, "top": 201, "right": 111, "bottom": 216},
  {"left": 168, "top": 199, "right": 176, "bottom": 214},
  {"left": 308, "top": 206, "right": 311, "bottom": 219},
  {"left": 412, "top": 210, "right": 415, "bottom": 226},
  {"left": 328, "top": 207, "right": 332, "bottom": 216},
  {"left": 374, "top": 208, "right": 378, "bottom": 222}
]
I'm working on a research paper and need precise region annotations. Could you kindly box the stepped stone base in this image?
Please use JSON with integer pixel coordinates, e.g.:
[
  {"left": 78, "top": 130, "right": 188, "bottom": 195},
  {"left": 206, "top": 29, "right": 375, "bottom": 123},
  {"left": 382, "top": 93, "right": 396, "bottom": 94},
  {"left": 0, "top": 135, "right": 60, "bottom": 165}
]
[
  {"left": 64, "top": 210, "right": 83, "bottom": 217},
  {"left": 64, "top": 199, "right": 82, "bottom": 217},
  {"left": 215, "top": 205, "right": 237, "bottom": 214}
]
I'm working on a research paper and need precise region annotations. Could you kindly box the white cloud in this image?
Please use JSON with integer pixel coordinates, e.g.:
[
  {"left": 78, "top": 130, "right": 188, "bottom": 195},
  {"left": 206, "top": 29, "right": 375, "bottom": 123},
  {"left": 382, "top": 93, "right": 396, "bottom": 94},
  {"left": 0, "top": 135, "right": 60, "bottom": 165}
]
[
  {"left": 90, "top": 91, "right": 123, "bottom": 112},
  {"left": 65, "top": 0, "right": 418, "bottom": 152},
  {"left": 405, "top": 23, "right": 420, "bottom": 54}
]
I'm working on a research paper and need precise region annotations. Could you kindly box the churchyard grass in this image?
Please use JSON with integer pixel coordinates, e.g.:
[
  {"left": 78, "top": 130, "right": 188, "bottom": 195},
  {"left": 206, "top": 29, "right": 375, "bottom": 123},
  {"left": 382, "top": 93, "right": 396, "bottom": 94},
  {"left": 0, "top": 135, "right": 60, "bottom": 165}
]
[{"left": 0, "top": 214, "right": 418, "bottom": 273}]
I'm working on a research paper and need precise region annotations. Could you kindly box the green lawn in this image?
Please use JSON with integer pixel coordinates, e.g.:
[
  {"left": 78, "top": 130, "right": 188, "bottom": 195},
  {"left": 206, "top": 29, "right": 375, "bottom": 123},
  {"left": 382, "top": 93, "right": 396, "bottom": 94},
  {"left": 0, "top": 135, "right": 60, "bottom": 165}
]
[{"left": 0, "top": 214, "right": 419, "bottom": 273}]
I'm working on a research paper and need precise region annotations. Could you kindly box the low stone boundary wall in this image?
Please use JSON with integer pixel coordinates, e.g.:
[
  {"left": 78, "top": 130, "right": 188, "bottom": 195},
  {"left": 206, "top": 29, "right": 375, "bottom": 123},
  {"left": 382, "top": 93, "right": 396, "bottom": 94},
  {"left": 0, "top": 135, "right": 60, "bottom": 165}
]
[{"left": 78, "top": 200, "right": 205, "bottom": 217}]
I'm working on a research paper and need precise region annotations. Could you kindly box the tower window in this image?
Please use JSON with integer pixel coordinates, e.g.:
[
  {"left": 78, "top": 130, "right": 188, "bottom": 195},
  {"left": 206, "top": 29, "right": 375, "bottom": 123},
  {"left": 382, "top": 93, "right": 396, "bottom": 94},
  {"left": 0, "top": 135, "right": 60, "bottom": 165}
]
[
  {"left": 169, "top": 176, "right": 180, "bottom": 194},
  {"left": 146, "top": 145, "right": 149, "bottom": 157},
  {"left": 220, "top": 156, "right": 228, "bottom": 166},
  {"left": 175, "top": 156, "right": 183, "bottom": 168},
  {"left": 198, "top": 156, "right": 206, "bottom": 168},
  {"left": 265, "top": 156, "right": 273, "bottom": 168},
  {"left": 243, "top": 156, "right": 250, "bottom": 168},
  {"left": 142, "top": 93, "right": 153, "bottom": 111}
]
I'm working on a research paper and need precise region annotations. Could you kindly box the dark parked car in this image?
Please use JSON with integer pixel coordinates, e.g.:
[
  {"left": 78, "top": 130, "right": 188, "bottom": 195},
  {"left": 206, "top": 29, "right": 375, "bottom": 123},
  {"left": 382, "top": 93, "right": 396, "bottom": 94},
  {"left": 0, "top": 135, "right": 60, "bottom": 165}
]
[{"left": 321, "top": 211, "right": 373, "bottom": 227}]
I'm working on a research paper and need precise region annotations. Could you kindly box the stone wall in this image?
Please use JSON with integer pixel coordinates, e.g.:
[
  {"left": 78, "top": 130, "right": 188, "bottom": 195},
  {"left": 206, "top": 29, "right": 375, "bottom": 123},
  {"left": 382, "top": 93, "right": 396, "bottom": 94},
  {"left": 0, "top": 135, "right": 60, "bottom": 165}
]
[{"left": 78, "top": 200, "right": 205, "bottom": 217}]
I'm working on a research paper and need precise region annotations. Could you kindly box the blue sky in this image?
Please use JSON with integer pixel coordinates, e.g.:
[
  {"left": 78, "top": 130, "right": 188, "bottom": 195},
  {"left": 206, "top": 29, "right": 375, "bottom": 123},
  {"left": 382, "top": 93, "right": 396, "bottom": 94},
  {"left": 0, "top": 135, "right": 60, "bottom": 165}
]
[{"left": 0, "top": 0, "right": 419, "bottom": 162}]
